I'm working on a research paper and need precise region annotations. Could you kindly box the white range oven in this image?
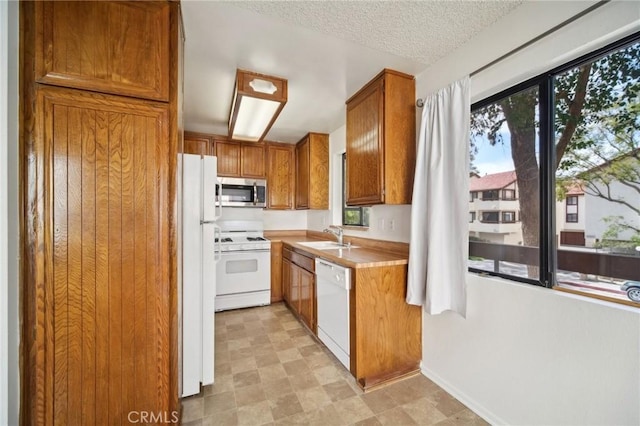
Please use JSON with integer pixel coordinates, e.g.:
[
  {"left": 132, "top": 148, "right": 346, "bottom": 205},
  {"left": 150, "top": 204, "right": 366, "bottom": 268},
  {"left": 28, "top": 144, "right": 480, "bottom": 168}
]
[{"left": 215, "top": 220, "right": 271, "bottom": 311}]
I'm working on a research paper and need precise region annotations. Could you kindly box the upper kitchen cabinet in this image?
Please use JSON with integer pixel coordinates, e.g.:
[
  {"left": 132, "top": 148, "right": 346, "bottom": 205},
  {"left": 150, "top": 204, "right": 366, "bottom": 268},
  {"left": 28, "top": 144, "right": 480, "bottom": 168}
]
[
  {"left": 183, "top": 131, "right": 213, "bottom": 156},
  {"left": 241, "top": 143, "right": 267, "bottom": 178},
  {"left": 34, "top": 1, "right": 171, "bottom": 101},
  {"left": 213, "top": 137, "right": 267, "bottom": 178},
  {"left": 266, "top": 143, "right": 295, "bottom": 210},
  {"left": 214, "top": 139, "right": 241, "bottom": 177},
  {"left": 295, "top": 133, "right": 329, "bottom": 210},
  {"left": 346, "top": 69, "right": 416, "bottom": 206}
]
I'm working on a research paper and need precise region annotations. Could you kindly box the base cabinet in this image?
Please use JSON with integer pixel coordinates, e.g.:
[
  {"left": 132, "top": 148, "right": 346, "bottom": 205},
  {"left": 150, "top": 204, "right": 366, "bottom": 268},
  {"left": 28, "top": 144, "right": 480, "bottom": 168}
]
[
  {"left": 350, "top": 265, "right": 422, "bottom": 391},
  {"left": 270, "top": 241, "right": 283, "bottom": 302},
  {"left": 282, "top": 246, "right": 316, "bottom": 332}
]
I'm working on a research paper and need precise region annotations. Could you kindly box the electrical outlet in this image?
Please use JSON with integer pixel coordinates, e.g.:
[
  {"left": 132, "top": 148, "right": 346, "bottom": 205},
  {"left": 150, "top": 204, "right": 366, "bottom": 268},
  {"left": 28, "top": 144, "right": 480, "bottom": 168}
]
[{"left": 389, "top": 219, "right": 395, "bottom": 231}]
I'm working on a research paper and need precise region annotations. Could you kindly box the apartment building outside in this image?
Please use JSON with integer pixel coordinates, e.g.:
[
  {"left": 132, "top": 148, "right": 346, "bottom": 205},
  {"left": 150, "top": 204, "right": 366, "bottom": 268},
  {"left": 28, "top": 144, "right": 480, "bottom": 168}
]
[{"left": 468, "top": 171, "right": 522, "bottom": 245}]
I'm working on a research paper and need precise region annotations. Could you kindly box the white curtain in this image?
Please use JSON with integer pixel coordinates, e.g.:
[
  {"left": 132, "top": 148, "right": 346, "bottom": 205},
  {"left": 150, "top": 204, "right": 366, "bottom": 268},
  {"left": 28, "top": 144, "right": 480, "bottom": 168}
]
[{"left": 407, "top": 77, "right": 470, "bottom": 317}]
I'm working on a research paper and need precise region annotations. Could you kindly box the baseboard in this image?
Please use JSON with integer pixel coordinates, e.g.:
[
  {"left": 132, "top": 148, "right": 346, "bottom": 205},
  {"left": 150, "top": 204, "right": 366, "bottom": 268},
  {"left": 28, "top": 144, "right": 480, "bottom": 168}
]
[{"left": 420, "top": 362, "right": 508, "bottom": 426}]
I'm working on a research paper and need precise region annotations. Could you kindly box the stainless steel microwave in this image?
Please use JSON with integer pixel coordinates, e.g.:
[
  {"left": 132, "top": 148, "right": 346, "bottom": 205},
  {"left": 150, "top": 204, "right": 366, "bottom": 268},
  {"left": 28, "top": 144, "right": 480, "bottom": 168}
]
[{"left": 217, "top": 177, "right": 267, "bottom": 208}]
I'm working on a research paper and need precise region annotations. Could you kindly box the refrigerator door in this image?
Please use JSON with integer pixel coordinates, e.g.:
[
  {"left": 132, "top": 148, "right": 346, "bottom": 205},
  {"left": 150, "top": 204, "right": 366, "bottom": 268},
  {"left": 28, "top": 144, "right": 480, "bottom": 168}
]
[
  {"left": 201, "top": 155, "right": 219, "bottom": 386},
  {"left": 181, "top": 154, "right": 203, "bottom": 397}
]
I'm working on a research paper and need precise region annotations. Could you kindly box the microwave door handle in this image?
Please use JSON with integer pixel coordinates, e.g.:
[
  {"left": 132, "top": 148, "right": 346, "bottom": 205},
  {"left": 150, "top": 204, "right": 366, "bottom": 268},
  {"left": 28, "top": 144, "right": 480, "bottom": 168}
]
[{"left": 253, "top": 183, "right": 258, "bottom": 206}]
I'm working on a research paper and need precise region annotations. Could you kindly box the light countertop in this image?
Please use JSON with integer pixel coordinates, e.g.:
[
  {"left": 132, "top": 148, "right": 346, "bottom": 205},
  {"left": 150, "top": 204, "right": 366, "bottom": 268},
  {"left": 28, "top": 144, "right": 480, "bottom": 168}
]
[{"left": 268, "top": 235, "right": 408, "bottom": 269}]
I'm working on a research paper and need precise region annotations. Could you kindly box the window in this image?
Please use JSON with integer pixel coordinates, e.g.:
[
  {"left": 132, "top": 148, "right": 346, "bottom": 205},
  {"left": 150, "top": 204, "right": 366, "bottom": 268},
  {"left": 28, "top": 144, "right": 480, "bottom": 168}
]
[
  {"left": 469, "top": 33, "right": 640, "bottom": 305},
  {"left": 342, "top": 153, "right": 370, "bottom": 227},
  {"left": 470, "top": 192, "right": 478, "bottom": 202},
  {"left": 565, "top": 196, "right": 579, "bottom": 223},
  {"left": 481, "top": 190, "right": 499, "bottom": 200},
  {"left": 470, "top": 212, "right": 476, "bottom": 222},
  {"left": 481, "top": 211, "right": 500, "bottom": 223},
  {"left": 502, "top": 189, "right": 516, "bottom": 200},
  {"left": 501, "top": 211, "right": 516, "bottom": 223}
]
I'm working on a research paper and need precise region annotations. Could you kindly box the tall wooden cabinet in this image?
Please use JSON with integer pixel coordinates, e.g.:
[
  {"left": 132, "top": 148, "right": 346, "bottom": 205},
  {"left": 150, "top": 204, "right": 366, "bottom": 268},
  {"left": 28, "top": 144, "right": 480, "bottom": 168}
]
[
  {"left": 295, "top": 132, "right": 329, "bottom": 210},
  {"left": 346, "top": 69, "right": 415, "bottom": 206},
  {"left": 267, "top": 143, "right": 295, "bottom": 210},
  {"left": 21, "top": 2, "right": 183, "bottom": 423}
]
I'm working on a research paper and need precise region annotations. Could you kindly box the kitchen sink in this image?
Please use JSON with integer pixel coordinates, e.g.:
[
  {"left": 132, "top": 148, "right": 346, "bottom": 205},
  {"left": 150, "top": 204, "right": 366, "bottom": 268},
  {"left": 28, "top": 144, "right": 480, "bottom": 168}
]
[{"left": 298, "top": 241, "right": 358, "bottom": 250}]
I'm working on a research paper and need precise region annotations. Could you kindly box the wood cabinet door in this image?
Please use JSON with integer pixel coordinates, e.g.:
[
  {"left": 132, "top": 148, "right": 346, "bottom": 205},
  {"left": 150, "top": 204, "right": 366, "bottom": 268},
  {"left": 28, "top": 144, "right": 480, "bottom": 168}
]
[
  {"left": 28, "top": 87, "right": 173, "bottom": 423},
  {"left": 295, "top": 138, "right": 310, "bottom": 209},
  {"left": 290, "top": 263, "right": 301, "bottom": 312},
  {"left": 282, "top": 258, "right": 292, "bottom": 306},
  {"left": 36, "top": 1, "right": 171, "bottom": 101},
  {"left": 215, "top": 140, "right": 241, "bottom": 177},
  {"left": 298, "top": 268, "right": 315, "bottom": 331},
  {"left": 270, "top": 242, "right": 283, "bottom": 303},
  {"left": 308, "top": 134, "right": 329, "bottom": 210},
  {"left": 346, "top": 79, "right": 385, "bottom": 205},
  {"left": 266, "top": 144, "right": 294, "bottom": 210},
  {"left": 183, "top": 132, "right": 212, "bottom": 156},
  {"left": 241, "top": 144, "right": 266, "bottom": 178}
]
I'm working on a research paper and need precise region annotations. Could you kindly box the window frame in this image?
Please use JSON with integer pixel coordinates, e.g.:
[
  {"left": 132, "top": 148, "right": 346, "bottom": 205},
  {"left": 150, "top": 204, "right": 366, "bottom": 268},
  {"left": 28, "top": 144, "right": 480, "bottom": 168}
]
[
  {"left": 501, "top": 211, "right": 516, "bottom": 223},
  {"left": 468, "top": 31, "right": 640, "bottom": 290},
  {"left": 342, "top": 153, "right": 369, "bottom": 227}
]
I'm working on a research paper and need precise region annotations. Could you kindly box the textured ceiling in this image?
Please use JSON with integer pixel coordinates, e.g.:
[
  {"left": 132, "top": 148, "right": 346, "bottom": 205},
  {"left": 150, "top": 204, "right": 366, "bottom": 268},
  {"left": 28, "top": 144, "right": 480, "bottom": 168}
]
[
  {"left": 181, "top": 1, "right": 524, "bottom": 143},
  {"left": 232, "top": 1, "right": 523, "bottom": 66}
]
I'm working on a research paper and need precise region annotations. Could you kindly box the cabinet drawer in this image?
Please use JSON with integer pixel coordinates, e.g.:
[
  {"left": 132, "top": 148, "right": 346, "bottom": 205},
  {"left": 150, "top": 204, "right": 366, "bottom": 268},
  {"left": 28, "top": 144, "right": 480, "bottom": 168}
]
[{"left": 283, "top": 246, "right": 315, "bottom": 273}]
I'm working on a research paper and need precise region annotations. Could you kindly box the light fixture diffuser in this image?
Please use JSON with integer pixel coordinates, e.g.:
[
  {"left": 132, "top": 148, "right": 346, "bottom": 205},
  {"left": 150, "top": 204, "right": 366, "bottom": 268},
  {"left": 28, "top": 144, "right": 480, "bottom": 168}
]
[{"left": 228, "top": 69, "right": 288, "bottom": 142}]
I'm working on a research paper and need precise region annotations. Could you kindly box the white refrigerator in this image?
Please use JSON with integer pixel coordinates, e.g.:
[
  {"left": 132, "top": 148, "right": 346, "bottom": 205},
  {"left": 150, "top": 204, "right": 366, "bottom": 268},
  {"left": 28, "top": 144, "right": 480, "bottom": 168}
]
[{"left": 181, "top": 154, "right": 221, "bottom": 397}]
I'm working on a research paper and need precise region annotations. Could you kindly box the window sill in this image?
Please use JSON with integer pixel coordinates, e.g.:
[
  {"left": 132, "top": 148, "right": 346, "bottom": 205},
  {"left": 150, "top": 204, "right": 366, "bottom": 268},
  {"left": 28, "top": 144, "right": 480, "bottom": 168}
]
[
  {"left": 553, "top": 285, "right": 640, "bottom": 309},
  {"left": 342, "top": 225, "right": 369, "bottom": 231}
]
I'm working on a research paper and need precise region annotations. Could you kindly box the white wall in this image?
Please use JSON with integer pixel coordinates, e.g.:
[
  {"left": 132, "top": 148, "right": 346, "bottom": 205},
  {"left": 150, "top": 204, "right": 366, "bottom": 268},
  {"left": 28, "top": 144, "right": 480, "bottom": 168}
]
[
  {"left": 585, "top": 181, "right": 640, "bottom": 243},
  {"left": 307, "top": 125, "right": 413, "bottom": 243},
  {"left": 2, "top": 0, "right": 20, "bottom": 424},
  {"left": 415, "top": 1, "right": 640, "bottom": 424}
]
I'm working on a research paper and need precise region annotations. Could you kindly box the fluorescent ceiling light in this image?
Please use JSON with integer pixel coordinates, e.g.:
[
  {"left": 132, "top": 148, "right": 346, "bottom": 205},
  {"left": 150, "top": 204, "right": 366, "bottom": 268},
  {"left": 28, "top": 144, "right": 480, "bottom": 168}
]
[{"left": 228, "top": 69, "right": 288, "bottom": 142}]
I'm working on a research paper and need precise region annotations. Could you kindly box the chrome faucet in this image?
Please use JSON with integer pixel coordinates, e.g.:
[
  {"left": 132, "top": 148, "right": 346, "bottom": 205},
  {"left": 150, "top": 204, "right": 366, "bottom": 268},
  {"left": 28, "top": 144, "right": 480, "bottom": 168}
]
[{"left": 323, "top": 225, "right": 344, "bottom": 246}]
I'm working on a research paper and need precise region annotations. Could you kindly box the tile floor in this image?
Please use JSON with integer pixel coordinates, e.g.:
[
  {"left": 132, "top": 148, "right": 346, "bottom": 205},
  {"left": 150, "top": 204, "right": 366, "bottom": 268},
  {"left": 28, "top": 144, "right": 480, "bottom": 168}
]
[{"left": 181, "top": 303, "right": 487, "bottom": 426}]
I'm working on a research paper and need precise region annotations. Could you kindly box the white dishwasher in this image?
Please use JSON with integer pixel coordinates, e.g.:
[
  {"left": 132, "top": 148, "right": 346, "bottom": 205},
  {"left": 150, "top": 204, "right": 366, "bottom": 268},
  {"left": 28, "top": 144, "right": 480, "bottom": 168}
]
[{"left": 315, "top": 258, "right": 351, "bottom": 370}]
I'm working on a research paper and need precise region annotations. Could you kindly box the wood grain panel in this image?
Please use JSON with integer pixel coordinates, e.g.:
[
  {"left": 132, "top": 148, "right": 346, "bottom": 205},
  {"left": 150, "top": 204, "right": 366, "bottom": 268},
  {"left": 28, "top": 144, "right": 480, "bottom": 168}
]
[
  {"left": 35, "top": 87, "right": 172, "bottom": 423},
  {"left": 270, "top": 241, "right": 283, "bottom": 302},
  {"left": 383, "top": 72, "right": 415, "bottom": 204},
  {"left": 80, "top": 108, "right": 97, "bottom": 425},
  {"left": 52, "top": 104, "right": 69, "bottom": 425},
  {"left": 37, "top": 1, "right": 170, "bottom": 101},
  {"left": 346, "top": 79, "right": 384, "bottom": 205},
  {"left": 241, "top": 143, "right": 266, "bottom": 178},
  {"left": 352, "top": 265, "right": 421, "bottom": 390},
  {"left": 282, "top": 258, "right": 292, "bottom": 306},
  {"left": 133, "top": 114, "right": 149, "bottom": 412},
  {"left": 266, "top": 143, "right": 295, "bottom": 210},
  {"left": 308, "top": 133, "right": 329, "bottom": 210},
  {"left": 214, "top": 140, "right": 241, "bottom": 177},
  {"left": 298, "top": 268, "right": 315, "bottom": 331},
  {"left": 107, "top": 111, "right": 124, "bottom": 423},
  {"left": 67, "top": 106, "right": 83, "bottom": 425},
  {"left": 94, "top": 110, "right": 110, "bottom": 422},
  {"left": 295, "top": 138, "right": 310, "bottom": 209},
  {"left": 183, "top": 132, "right": 212, "bottom": 156}
]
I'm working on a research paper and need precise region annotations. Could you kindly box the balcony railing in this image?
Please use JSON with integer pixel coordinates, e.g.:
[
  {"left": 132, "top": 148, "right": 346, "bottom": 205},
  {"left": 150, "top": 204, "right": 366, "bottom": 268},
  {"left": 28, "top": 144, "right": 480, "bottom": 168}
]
[{"left": 469, "top": 241, "right": 640, "bottom": 281}]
